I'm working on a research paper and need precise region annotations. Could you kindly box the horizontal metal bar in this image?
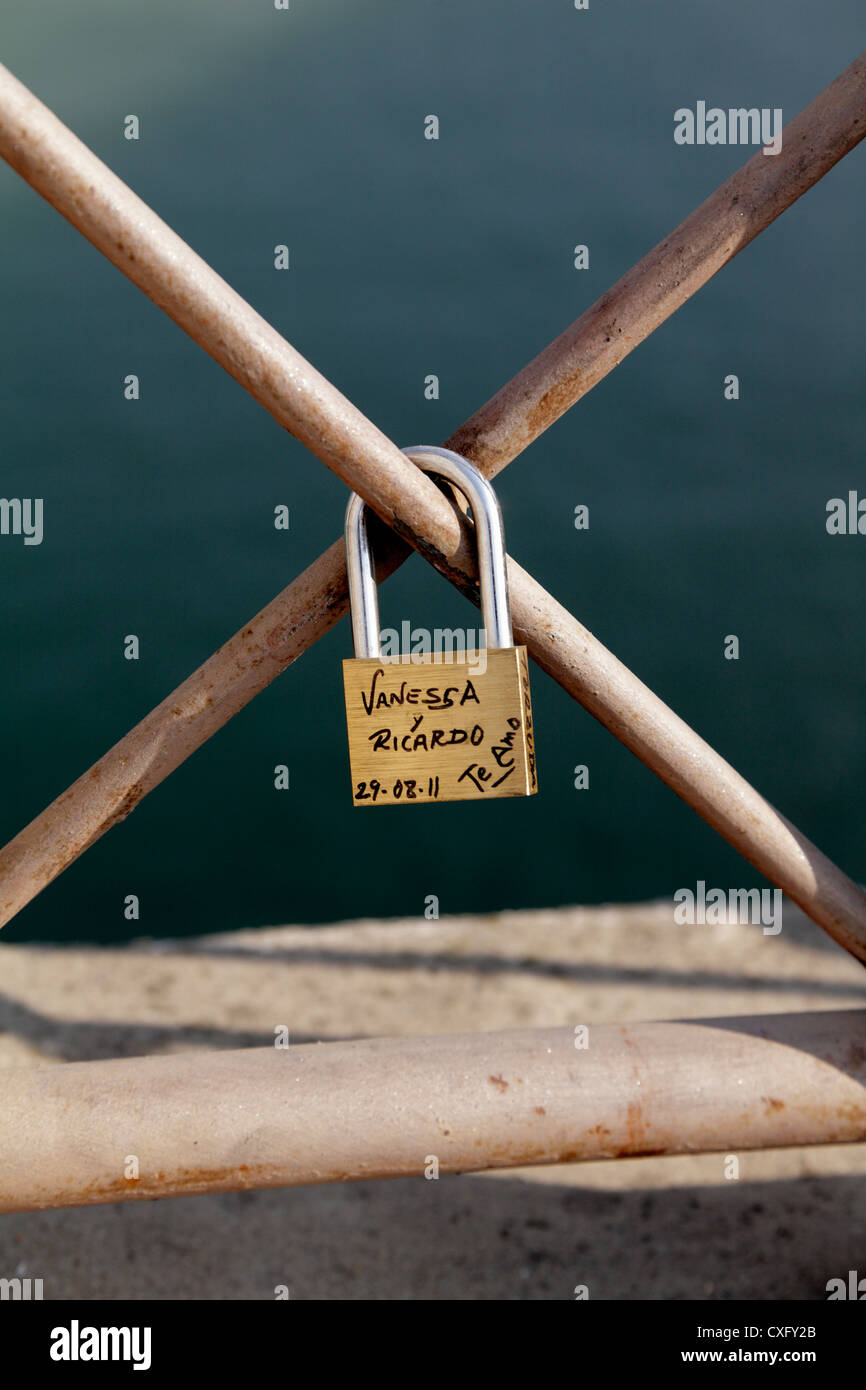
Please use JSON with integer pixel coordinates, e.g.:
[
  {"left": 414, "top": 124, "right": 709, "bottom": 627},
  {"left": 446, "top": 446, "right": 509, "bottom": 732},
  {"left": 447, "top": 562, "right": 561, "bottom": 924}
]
[{"left": 0, "top": 1011, "right": 863, "bottom": 1212}]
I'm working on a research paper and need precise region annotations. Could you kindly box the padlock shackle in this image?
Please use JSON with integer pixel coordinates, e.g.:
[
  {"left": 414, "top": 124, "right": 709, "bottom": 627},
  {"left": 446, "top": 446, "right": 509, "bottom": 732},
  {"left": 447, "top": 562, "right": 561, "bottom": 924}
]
[{"left": 345, "top": 445, "right": 514, "bottom": 660}]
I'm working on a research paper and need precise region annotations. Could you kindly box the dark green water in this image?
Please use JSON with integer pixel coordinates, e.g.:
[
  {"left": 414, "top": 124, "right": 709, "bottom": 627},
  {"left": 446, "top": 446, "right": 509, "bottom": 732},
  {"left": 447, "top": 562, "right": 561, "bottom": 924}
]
[{"left": 1, "top": 1, "right": 863, "bottom": 943}]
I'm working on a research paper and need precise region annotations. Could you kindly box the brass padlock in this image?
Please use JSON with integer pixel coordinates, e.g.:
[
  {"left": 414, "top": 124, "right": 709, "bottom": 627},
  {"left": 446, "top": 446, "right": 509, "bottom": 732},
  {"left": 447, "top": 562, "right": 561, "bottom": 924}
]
[{"left": 342, "top": 445, "right": 537, "bottom": 806}]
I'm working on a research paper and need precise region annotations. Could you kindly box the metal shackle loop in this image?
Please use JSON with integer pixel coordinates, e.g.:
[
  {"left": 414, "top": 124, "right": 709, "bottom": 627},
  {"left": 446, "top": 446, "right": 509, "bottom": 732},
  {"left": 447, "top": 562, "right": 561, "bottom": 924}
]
[{"left": 345, "top": 445, "right": 514, "bottom": 661}]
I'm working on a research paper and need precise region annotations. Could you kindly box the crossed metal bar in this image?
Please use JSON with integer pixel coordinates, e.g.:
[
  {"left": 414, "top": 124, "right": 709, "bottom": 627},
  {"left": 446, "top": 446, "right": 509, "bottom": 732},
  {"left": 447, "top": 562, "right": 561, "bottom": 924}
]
[
  {"left": 0, "top": 55, "right": 865, "bottom": 964},
  {"left": 1, "top": 55, "right": 866, "bottom": 1212}
]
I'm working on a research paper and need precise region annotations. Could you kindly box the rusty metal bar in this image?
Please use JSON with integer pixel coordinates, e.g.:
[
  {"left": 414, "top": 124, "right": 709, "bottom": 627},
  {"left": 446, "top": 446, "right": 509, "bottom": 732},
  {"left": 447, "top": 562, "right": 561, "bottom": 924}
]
[
  {"left": 0, "top": 63, "right": 471, "bottom": 570},
  {"left": 7, "top": 539, "right": 865, "bottom": 961},
  {"left": 0, "top": 1011, "right": 863, "bottom": 1213},
  {"left": 446, "top": 51, "right": 866, "bottom": 475},
  {"left": 1, "top": 60, "right": 866, "bottom": 959}
]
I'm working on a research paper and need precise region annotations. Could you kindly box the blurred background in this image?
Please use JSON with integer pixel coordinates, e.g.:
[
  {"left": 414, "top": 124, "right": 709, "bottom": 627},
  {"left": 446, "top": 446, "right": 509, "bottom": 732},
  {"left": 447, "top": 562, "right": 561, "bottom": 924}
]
[{"left": 0, "top": 0, "right": 863, "bottom": 944}]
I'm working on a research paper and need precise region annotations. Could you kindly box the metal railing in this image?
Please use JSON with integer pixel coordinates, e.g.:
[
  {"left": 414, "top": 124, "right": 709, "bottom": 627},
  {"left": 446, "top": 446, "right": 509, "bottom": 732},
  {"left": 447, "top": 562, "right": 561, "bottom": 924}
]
[{"left": 0, "top": 54, "right": 864, "bottom": 1209}]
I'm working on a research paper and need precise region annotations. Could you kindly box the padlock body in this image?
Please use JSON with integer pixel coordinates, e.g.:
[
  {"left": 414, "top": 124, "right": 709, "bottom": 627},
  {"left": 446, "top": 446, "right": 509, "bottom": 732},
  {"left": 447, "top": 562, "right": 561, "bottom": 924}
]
[{"left": 342, "top": 646, "right": 537, "bottom": 806}]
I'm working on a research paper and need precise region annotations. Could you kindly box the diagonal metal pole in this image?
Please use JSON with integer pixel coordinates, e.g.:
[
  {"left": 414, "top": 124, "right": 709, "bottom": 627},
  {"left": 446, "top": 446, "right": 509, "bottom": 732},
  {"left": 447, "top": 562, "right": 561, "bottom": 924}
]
[
  {"left": 1, "top": 59, "right": 865, "bottom": 958},
  {"left": 446, "top": 51, "right": 866, "bottom": 475}
]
